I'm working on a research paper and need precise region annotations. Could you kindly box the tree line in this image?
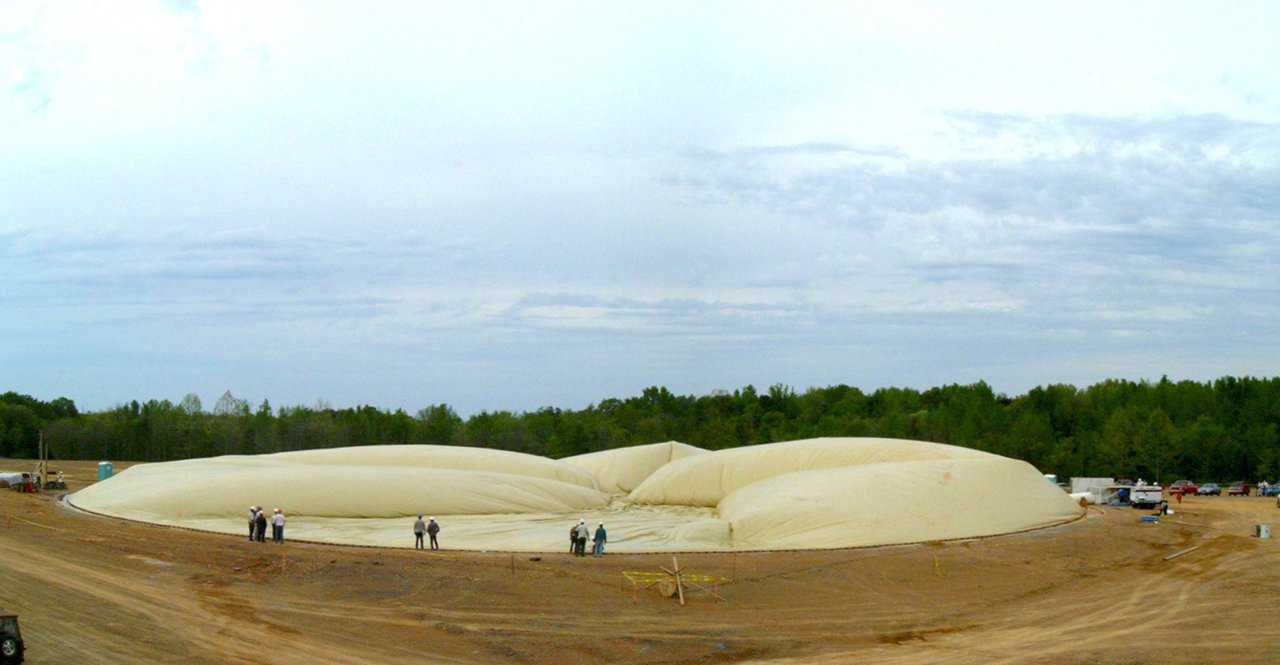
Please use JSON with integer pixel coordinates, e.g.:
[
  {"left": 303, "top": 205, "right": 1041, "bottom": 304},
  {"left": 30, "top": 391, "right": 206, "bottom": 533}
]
[{"left": 2, "top": 376, "right": 1278, "bottom": 483}]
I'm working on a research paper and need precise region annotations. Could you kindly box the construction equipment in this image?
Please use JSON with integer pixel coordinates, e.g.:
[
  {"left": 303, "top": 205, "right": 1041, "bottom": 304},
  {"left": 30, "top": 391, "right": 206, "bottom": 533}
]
[
  {"left": 31, "top": 433, "right": 48, "bottom": 493},
  {"left": 28, "top": 434, "right": 65, "bottom": 490}
]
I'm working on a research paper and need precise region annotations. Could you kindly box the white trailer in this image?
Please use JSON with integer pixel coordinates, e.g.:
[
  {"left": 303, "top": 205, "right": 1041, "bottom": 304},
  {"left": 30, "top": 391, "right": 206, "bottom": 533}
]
[{"left": 1069, "top": 477, "right": 1114, "bottom": 504}]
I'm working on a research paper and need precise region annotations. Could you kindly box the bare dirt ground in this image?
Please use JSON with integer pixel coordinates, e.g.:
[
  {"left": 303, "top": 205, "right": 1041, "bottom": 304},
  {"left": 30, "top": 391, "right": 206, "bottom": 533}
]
[{"left": 1, "top": 459, "right": 1277, "bottom": 664}]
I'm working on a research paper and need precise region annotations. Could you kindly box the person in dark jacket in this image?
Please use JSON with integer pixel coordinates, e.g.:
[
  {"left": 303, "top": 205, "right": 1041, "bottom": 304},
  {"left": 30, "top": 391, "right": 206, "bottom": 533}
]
[
  {"left": 254, "top": 509, "right": 268, "bottom": 542},
  {"left": 569, "top": 524, "right": 577, "bottom": 554},
  {"left": 592, "top": 523, "right": 607, "bottom": 557},
  {"left": 413, "top": 515, "right": 426, "bottom": 550},
  {"left": 426, "top": 517, "right": 440, "bottom": 550}
]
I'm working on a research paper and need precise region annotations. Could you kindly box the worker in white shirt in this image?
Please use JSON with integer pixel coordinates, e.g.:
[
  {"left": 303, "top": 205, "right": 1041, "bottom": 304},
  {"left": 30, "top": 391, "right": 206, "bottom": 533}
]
[{"left": 272, "top": 508, "right": 286, "bottom": 543}]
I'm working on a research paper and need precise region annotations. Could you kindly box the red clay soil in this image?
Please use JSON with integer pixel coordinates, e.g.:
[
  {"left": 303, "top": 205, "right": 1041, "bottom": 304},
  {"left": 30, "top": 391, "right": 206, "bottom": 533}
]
[{"left": 0, "top": 458, "right": 1277, "bottom": 664}]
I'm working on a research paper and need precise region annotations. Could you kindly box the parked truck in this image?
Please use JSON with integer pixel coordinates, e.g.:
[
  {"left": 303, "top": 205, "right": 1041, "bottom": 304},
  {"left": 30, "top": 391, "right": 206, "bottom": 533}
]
[
  {"left": 1, "top": 613, "right": 23, "bottom": 663},
  {"left": 1130, "top": 483, "right": 1164, "bottom": 509}
]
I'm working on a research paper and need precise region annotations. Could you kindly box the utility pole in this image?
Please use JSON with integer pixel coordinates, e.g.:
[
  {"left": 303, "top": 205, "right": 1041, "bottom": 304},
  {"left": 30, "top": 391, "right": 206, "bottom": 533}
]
[{"left": 33, "top": 431, "right": 47, "bottom": 492}]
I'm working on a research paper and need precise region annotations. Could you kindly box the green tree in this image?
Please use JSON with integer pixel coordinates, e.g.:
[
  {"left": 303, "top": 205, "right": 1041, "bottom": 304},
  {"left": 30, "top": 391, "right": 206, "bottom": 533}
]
[{"left": 418, "top": 404, "right": 462, "bottom": 445}]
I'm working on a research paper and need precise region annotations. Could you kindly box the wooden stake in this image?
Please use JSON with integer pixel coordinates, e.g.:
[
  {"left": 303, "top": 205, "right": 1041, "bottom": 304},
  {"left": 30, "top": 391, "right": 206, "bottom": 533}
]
[
  {"left": 1163, "top": 545, "right": 1201, "bottom": 561},
  {"left": 673, "top": 556, "right": 685, "bottom": 606}
]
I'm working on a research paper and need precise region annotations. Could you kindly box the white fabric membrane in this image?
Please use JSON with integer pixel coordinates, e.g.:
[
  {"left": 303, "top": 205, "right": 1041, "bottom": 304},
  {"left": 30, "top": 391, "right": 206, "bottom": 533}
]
[{"left": 70, "top": 438, "right": 1083, "bottom": 551}]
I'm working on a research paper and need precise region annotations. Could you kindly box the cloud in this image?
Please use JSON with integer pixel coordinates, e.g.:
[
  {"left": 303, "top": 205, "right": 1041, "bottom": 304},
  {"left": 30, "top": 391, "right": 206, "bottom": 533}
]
[
  {"left": 1, "top": 224, "right": 486, "bottom": 286},
  {"left": 498, "top": 293, "right": 813, "bottom": 337},
  {"left": 9, "top": 67, "right": 50, "bottom": 112},
  {"left": 666, "top": 113, "right": 1279, "bottom": 273},
  {"left": 684, "top": 142, "right": 906, "bottom": 161},
  {"left": 3, "top": 4, "right": 1279, "bottom": 414},
  {"left": 660, "top": 112, "right": 1279, "bottom": 348},
  {"left": 670, "top": 113, "right": 1279, "bottom": 226},
  {"left": 164, "top": 0, "right": 201, "bottom": 14}
]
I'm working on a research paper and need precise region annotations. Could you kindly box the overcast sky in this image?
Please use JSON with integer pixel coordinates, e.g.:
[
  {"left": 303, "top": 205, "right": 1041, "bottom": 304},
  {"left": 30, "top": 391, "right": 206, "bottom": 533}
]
[{"left": 3, "top": 1, "right": 1278, "bottom": 415}]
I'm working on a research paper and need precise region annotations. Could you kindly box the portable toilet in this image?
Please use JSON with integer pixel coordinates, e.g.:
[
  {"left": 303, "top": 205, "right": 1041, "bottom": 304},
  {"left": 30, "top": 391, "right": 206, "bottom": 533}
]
[{"left": 97, "top": 461, "right": 114, "bottom": 481}]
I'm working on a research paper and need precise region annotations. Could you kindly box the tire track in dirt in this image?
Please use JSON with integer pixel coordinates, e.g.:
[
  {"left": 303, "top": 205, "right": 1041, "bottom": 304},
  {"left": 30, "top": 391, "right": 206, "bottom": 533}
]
[{"left": 0, "top": 538, "right": 389, "bottom": 664}]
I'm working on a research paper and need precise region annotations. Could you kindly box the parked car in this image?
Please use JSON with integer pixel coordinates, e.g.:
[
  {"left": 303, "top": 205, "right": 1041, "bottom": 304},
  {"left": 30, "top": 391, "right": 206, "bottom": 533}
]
[
  {"left": 1196, "top": 483, "right": 1221, "bottom": 496},
  {"left": 1168, "top": 480, "right": 1199, "bottom": 495},
  {"left": 1261, "top": 483, "right": 1280, "bottom": 497},
  {"left": 0, "top": 613, "right": 22, "bottom": 664},
  {"left": 1226, "top": 482, "right": 1251, "bottom": 496}
]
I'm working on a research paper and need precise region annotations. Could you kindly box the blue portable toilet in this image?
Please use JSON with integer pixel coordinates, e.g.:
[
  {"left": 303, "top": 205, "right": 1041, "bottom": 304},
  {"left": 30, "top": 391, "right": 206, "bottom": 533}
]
[{"left": 97, "top": 461, "right": 114, "bottom": 481}]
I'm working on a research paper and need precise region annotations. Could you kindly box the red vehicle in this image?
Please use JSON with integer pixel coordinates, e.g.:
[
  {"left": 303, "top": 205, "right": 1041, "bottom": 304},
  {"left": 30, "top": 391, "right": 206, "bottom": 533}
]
[
  {"left": 1168, "top": 480, "right": 1199, "bottom": 495},
  {"left": 1226, "top": 482, "right": 1251, "bottom": 496}
]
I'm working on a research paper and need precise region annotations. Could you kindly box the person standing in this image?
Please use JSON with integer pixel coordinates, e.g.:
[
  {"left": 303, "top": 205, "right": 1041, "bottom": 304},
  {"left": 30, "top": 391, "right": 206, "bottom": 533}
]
[
  {"left": 426, "top": 517, "right": 440, "bottom": 551},
  {"left": 248, "top": 507, "right": 259, "bottom": 541},
  {"left": 592, "top": 523, "right": 607, "bottom": 557},
  {"left": 575, "top": 520, "right": 590, "bottom": 556},
  {"left": 572, "top": 520, "right": 585, "bottom": 556},
  {"left": 272, "top": 508, "right": 286, "bottom": 543},
  {"left": 254, "top": 508, "right": 268, "bottom": 542},
  {"left": 413, "top": 515, "right": 427, "bottom": 550}
]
